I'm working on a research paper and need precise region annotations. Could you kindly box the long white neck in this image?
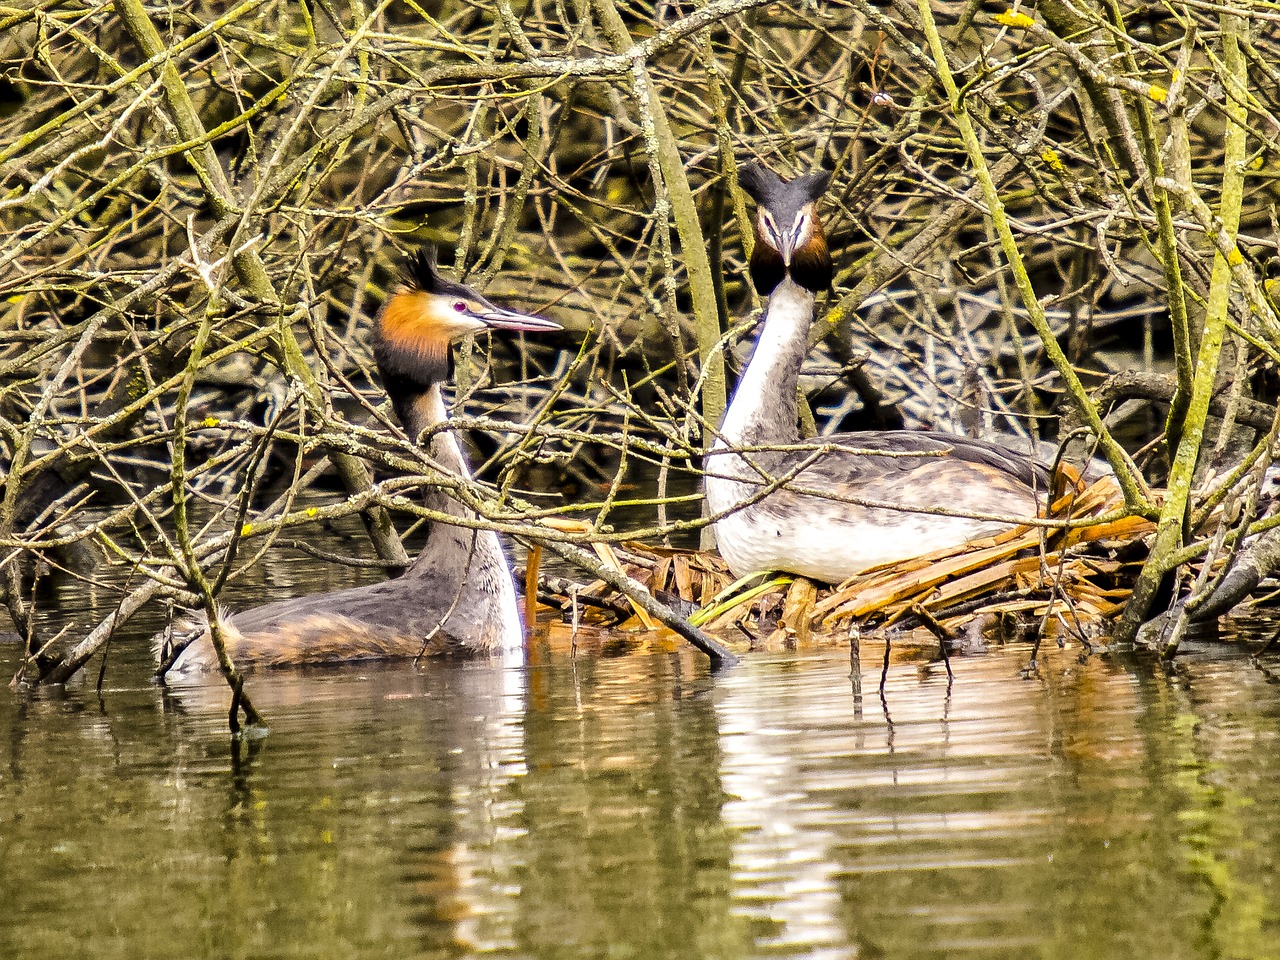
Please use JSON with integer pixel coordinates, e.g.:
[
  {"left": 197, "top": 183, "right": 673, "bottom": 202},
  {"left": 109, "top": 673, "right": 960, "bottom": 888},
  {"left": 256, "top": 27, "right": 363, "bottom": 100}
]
[
  {"left": 403, "top": 383, "right": 476, "bottom": 521},
  {"left": 719, "top": 278, "right": 815, "bottom": 448},
  {"left": 404, "top": 381, "right": 523, "bottom": 656}
]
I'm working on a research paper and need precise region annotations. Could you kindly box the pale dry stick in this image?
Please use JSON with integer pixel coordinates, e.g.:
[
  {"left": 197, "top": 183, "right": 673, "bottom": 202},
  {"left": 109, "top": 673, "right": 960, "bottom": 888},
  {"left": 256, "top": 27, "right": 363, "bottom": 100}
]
[
  {"left": 112, "top": 0, "right": 410, "bottom": 569},
  {"left": 819, "top": 151, "right": 1026, "bottom": 347},
  {"left": 36, "top": 454, "right": 715, "bottom": 685},
  {"left": 232, "top": 0, "right": 388, "bottom": 241},
  {"left": 35, "top": 469, "right": 427, "bottom": 686},
  {"left": 1094, "top": 1, "right": 1197, "bottom": 451},
  {"left": 1179, "top": 422, "right": 1280, "bottom": 636},
  {"left": 1117, "top": 13, "right": 1253, "bottom": 644},
  {"left": 13, "top": 1, "right": 1279, "bottom": 680},
  {"left": 477, "top": 94, "right": 546, "bottom": 284},
  {"left": 12, "top": 357, "right": 412, "bottom": 685},
  {"left": 0, "top": 0, "right": 269, "bottom": 198},
  {"left": 0, "top": 276, "right": 146, "bottom": 640},
  {"left": 591, "top": 0, "right": 727, "bottom": 443},
  {"left": 3, "top": 425, "right": 292, "bottom": 586},
  {"left": 13, "top": 322, "right": 279, "bottom": 486},
  {"left": 161, "top": 228, "right": 264, "bottom": 726},
  {"left": 915, "top": 0, "right": 1151, "bottom": 515},
  {"left": 1159, "top": 180, "right": 1280, "bottom": 343},
  {"left": 570, "top": 0, "right": 691, "bottom": 408},
  {"left": 486, "top": 345, "right": 594, "bottom": 511},
  {"left": 0, "top": 71, "right": 165, "bottom": 216},
  {"left": 538, "top": 536, "right": 737, "bottom": 667},
  {"left": 0, "top": 35, "right": 300, "bottom": 276}
]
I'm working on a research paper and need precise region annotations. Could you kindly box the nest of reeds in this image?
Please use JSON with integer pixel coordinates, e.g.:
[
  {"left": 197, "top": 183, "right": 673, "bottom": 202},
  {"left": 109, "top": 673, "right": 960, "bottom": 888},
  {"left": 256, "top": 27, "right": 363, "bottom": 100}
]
[{"left": 535, "top": 473, "right": 1156, "bottom": 650}]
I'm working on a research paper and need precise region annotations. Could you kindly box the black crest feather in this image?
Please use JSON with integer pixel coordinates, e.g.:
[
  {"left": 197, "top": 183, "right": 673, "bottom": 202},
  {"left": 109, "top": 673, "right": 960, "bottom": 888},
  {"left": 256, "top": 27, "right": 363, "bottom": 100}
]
[
  {"left": 737, "top": 162, "right": 831, "bottom": 208},
  {"left": 794, "top": 170, "right": 833, "bottom": 203},
  {"left": 405, "top": 245, "right": 440, "bottom": 293},
  {"left": 737, "top": 162, "right": 785, "bottom": 206}
]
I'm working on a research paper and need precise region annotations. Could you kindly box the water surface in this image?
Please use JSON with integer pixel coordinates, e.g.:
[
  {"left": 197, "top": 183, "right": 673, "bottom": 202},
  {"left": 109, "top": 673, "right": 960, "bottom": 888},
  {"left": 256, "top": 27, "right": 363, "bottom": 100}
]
[{"left": 4, "top": 626, "right": 1280, "bottom": 959}]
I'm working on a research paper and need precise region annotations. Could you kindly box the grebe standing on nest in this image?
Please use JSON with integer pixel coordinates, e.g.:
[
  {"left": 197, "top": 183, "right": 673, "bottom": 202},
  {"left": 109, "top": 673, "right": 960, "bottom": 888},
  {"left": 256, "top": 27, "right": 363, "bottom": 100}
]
[
  {"left": 705, "top": 162, "right": 1048, "bottom": 583},
  {"left": 160, "top": 247, "right": 560, "bottom": 674}
]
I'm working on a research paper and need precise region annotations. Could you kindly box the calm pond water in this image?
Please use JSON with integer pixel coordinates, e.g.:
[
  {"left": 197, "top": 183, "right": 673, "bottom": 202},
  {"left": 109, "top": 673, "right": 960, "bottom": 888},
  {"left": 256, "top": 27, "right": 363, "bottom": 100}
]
[{"left": 4, "top": 609, "right": 1280, "bottom": 959}]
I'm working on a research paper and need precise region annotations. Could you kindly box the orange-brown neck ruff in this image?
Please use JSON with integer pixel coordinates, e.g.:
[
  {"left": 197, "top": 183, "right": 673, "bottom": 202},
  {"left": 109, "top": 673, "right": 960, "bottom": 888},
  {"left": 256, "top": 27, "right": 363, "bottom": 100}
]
[
  {"left": 749, "top": 232, "right": 787, "bottom": 296},
  {"left": 790, "top": 216, "right": 832, "bottom": 294},
  {"left": 748, "top": 220, "right": 831, "bottom": 296},
  {"left": 376, "top": 292, "right": 452, "bottom": 377},
  {"left": 739, "top": 163, "right": 833, "bottom": 295}
]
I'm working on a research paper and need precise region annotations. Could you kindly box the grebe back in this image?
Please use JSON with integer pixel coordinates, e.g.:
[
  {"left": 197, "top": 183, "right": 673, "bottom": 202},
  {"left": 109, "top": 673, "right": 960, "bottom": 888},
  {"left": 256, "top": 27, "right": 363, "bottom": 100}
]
[
  {"left": 705, "top": 162, "right": 1047, "bottom": 583},
  {"left": 159, "top": 247, "right": 560, "bottom": 674}
]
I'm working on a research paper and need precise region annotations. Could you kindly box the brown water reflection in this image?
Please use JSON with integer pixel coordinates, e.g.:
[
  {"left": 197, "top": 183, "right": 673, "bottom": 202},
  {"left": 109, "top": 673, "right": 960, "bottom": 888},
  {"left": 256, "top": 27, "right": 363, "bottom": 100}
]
[{"left": 2, "top": 634, "right": 1280, "bottom": 959}]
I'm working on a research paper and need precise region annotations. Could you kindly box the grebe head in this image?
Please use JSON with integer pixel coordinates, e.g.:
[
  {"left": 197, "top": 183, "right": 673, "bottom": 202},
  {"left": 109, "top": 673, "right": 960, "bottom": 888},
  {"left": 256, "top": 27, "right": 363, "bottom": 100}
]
[
  {"left": 738, "top": 162, "right": 833, "bottom": 296},
  {"left": 381, "top": 245, "right": 560, "bottom": 347},
  {"left": 374, "top": 245, "right": 560, "bottom": 391}
]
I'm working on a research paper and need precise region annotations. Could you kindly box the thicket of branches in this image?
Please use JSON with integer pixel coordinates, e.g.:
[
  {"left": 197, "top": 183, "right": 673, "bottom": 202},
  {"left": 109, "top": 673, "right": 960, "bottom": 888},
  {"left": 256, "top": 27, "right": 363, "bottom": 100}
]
[{"left": 3, "top": 0, "right": 1279, "bottom": 686}]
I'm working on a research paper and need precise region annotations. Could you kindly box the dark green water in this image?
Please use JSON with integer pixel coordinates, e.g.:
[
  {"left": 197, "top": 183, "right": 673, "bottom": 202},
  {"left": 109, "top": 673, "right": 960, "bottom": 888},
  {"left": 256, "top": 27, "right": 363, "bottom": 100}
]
[{"left": 4, "top": 623, "right": 1280, "bottom": 958}]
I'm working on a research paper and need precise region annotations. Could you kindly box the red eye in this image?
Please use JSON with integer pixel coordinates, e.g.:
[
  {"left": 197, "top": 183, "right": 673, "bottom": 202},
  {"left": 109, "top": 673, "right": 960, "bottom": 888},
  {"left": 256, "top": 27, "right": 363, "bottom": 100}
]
[{"left": 452, "top": 301, "right": 467, "bottom": 313}]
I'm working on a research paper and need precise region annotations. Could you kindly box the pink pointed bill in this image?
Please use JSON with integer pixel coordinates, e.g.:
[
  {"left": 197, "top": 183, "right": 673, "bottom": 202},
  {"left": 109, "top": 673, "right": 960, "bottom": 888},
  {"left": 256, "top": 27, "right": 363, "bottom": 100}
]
[{"left": 478, "top": 308, "right": 561, "bottom": 332}]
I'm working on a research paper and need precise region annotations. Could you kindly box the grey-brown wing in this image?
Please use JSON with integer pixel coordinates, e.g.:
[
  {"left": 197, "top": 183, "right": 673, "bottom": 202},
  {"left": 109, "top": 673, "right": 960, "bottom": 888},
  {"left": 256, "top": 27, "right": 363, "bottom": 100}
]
[
  {"left": 784, "top": 429, "right": 1050, "bottom": 509},
  {"left": 230, "top": 575, "right": 465, "bottom": 637}
]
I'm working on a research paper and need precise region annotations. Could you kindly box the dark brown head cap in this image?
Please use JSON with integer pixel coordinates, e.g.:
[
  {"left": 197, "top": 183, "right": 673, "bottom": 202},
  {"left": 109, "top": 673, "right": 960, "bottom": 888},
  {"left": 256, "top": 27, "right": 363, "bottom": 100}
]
[
  {"left": 739, "top": 163, "right": 831, "bottom": 213},
  {"left": 404, "top": 245, "right": 476, "bottom": 304}
]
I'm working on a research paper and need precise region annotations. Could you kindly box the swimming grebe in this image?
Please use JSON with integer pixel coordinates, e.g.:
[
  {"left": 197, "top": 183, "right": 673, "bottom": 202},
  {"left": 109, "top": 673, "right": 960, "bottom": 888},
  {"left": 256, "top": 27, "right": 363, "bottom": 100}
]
[
  {"left": 159, "top": 247, "right": 560, "bottom": 674},
  {"left": 705, "top": 162, "right": 1048, "bottom": 583}
]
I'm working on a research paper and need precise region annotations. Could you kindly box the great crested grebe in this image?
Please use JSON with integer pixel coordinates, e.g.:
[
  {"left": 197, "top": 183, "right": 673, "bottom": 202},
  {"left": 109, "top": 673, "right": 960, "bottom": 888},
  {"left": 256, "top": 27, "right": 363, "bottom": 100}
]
[
  {"left": 704, "top": 162, "right": 1048, "bottom": 583},
  {"left": 159, "top": 247, "right": 560, "bottom": 674}
]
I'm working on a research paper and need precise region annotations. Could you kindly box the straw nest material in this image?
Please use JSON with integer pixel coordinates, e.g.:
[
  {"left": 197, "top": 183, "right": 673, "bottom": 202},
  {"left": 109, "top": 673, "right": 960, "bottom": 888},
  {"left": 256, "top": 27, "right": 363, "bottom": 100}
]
[{"left": 535, "top": 473, "right": 1156, "bottom": 649}]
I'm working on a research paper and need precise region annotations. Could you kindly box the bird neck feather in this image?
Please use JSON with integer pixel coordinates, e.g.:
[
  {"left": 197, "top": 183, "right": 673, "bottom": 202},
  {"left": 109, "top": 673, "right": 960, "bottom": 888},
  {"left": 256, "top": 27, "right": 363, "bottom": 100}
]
[
  {"left": 721, "top": 277, "right": 814, "bottom": 447},
  {"left": 372, "top": 324, "right": 475, "bottom": 523},
  {"left": 749, "top": 237, "right": 787, "bottom": 296}
]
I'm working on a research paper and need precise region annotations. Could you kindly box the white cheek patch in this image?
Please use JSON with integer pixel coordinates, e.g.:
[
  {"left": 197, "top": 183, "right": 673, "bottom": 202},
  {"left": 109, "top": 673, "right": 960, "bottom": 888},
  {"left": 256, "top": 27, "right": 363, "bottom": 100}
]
[
  {"left": 759, "top": 211, "right": 780, "bottom": 247},
  {"left": 429, "top": 301, "right": 486, "bottom": 339}
]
